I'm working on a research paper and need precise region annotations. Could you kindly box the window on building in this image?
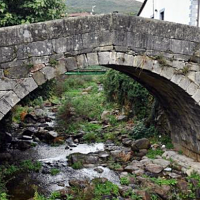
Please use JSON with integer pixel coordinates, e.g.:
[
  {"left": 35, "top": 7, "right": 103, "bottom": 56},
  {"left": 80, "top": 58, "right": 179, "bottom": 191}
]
[{"left": 160, "top": 10, "right": 165, "bottom": 20}]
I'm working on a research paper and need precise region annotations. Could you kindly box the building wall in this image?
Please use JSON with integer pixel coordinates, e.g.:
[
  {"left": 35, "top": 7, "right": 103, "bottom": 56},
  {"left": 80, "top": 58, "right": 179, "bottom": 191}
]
[{"left": 139, "top": 0, "right": 195, "bottom": 26}]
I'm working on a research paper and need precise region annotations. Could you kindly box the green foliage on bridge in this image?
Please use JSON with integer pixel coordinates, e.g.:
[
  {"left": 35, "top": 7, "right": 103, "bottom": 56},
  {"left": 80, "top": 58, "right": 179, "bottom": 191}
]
[
  {"left": 0, "top": 0, "right": 66, "bottom": 27},
  {"left": 103, "top": 70, "right": 153, "bottom": 119}
]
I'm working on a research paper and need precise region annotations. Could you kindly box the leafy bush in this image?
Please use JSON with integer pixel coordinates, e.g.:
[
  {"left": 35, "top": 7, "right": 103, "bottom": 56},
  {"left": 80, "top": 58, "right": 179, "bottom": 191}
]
[
  {"left": 103, "top": 70, "right": 153, "bottom": 119},
  {"left": 131, "top": 121, "right": 158, "bottom": 140},
  {"left": 0, "top": 0, "right": 66, "bottom": 27},
  {"left": 0, "top": 192, "right": 8, "bottom": 200}
]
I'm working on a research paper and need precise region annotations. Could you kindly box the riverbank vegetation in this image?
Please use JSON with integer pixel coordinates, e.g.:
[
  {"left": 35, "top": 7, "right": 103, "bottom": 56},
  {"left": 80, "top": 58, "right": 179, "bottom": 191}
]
[{"left": 1, "top": 69, "right": 190, "bottom": 200}]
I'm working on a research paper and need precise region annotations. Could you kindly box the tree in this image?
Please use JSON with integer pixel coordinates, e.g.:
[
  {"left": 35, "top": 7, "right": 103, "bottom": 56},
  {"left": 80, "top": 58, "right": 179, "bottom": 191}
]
[{"left": 0, "top": 0, "right": 66, "bottom": 27}]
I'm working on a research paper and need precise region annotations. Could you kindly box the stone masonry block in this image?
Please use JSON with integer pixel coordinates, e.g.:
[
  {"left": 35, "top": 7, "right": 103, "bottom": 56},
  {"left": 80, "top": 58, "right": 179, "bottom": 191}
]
[
  {"left": 0, "top": 70, "right": 3, "bottom": 78},
  {"left": 55, "top": 59, "right": 68, "bottom": 75},
  {"left": 161, "top": 67, "right": 175, "bottom": 80},
  {"left": 187, "top": 72, "right": 196, "bottom": 82},
  {"left": 65, "top": 57, "right": 77, "bottom": 71},
  {"left": 170, "top": 39, "right": 195, "bottom": 56},
  {"left": 76, "top": 54, "right": 88, "bottom": 69},
  {"left": 87, "top": 53, "right": 99, "bottom": 66},
  {"left": 109, "top": 52, "right": 117, "bottom": 65},
  {"left": 171, "top": 74, "right": 183, "bottom": 85},
  {"left": 133, "top": 56, "right": 153, "bottom": 71},
  {"left": 3, "top": 91, "right": 20, "bottom": 107},
  {"left": 194, "top": 72, "right": 200, "bottom": 85},
  {"left": 116, "top": 52, "right": 125, "bottom": 65},
  {"left": 136, "top": 56, "right": 154, "bottom": 71},
  {"left": 0, "top": 112, "right": 4, "bottom": 120},
  {"left": 178, "top": 77, "right": 191, "bottom": 91},
  {"left": 82, "top": 32, "right": 99, "bottom": 49},
  {"left": 14, "top": 78, "right": 38, "bottom": 99},
  {"left": 192, "top": 89, "right": 200, "bottom": 103},
  {"left": 41, "top": 67, "right": 56, "bottom": 80},
  {"left": 152, "top": 60, "right": 162, "bottom": 74},
  {"left": 0, "top": 79, "right": 18, "bottom": 90},
  {"left": 33, "top": 71, "right": 47, "bottom": 85},
  {"left": 98, "top": 52, "right": 110, "bottom": 65},
  {"left": 0, "top": 91, "right": 6, "bottom": 98},
  {"left": 187, "top": 82, "right": 198, "bottom": 96},
  {"left": 0, "top": 98, "right": 11, "bottom": 115},
  {"left": 52, "top": 37, "right": 67, "bottom": 54},
  {"left": 172, "top": 60, "right": 185, "bottom": 70},
  {"left": 0, "top": 46, "right": 16, "bottom": 63},
  {"left": 123, "top": 54, "right": 134, "bottom": 66}
]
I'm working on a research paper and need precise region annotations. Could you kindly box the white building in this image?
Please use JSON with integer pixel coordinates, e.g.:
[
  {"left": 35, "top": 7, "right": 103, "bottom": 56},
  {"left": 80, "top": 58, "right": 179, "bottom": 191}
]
[{"left": 138, "top": 0, "right": 200, "bottom": 26}]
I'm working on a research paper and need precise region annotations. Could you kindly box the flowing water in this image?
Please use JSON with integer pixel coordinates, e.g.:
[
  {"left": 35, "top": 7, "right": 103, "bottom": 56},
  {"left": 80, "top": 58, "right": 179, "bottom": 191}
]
[{"left": 8, "top": 142, "right": 120, "bottom": 200}]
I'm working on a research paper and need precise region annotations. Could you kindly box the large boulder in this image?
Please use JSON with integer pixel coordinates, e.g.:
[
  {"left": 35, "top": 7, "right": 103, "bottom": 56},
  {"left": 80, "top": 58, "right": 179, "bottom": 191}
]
[
  {"left": 131, "top": 138, "right": 150, "bottom": 151},
  {"left": 145, "top": 163, "right": 163, "bottom": 174}
]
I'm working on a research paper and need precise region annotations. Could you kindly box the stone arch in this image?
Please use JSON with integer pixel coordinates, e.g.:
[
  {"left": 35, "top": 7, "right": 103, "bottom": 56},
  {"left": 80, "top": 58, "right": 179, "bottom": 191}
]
[{"left": 1, "top": 14, "right": 200, "bottom": 159}]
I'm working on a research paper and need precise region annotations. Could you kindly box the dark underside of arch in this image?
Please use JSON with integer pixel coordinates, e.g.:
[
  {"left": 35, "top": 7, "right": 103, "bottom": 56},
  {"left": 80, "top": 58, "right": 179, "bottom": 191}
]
[{"left": 105, "top": 64, "right": 200, "bottom": 160}]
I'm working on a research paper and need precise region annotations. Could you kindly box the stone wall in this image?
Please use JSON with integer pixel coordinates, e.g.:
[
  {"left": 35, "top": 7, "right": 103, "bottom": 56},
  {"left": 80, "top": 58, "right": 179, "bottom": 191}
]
[{"left": 1, "top": 14, "right": 200, "bottom": 159}]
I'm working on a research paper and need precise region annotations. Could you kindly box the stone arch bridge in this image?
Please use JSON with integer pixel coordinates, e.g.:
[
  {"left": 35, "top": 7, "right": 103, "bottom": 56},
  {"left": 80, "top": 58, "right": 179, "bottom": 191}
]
[{"left": 1, "top": 14, "right": 200, "bottom": 160}]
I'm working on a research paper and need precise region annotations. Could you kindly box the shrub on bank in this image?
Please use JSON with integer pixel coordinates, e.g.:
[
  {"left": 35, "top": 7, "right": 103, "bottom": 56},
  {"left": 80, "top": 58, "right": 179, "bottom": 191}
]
[{"left": 103, "top": 70, "right": 153, "bottom": 119}]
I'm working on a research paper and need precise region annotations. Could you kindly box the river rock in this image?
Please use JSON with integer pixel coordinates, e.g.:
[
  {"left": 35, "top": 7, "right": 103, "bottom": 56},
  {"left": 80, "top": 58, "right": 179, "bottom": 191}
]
[
  {"left": 69, "top": 179, "right": 88, "bottom": 188},
  {"left": 134, "top": 169, "right": 145, "bottom": 176},
  {"left": 0, "top": 152, "right": 12, "bottom": 161},
  {"left": 131, "top": 138, "right": 150, "bottom": 151},
  {"left": 110, "top": 150, "right": 122, "bottom": 157},
  {"left": 152, "top": 158, "right": 170, "bottom": 168},
  {"left": 22, "top": 127, "right": 38, "bottom": 136},
  {"left": 69, "top": 153, "right": 99, "bottom": 165},
  {"left": 145, "top": 163, "right": 163, "bottom": 174},
  {"left": 124, "top": 160, "right": 144, "bottom": 173},
  {"left": 17, "top": 140, "right": 32, "bottom": 150},
  {"left": 116, "top": 115, "right": 127, "bottom": 121},
  {"left": 101, "top": 111, "right": 111, "bottom": 121},
  {"left": 98, "top": 151, "right": 110, "bottom": 160},
  {"left": 83, "top": 86, "right": 93, "bottom": 92},
  {"left": 177, "top": 179, "right": 189, "bottom": 192},
  {"left": 94, "top": 167, "right": 104, "bottom": 173},
  {"left": 18, "top": 135, "right": 33, "bottom": 140},
  {"left": 122, "top": 138, "right": 132, "bottom": 147},
  {"left": 168, "top": 172, "right": 181, "bottom": 178},
  {"left": 23, "top": 114, "right": 37, "bottom": 123},
  {"left": 5, "top": 132, "right": 12, "bottom": 143},
  {"left": 34, "top": 109, "right": 46, "bottom": 118},
  {"left": 140, "top": 158, "right": 152, "bottom": 165},
  {"left": 136, "top": 190, "right": 151, "bottom": 200},
  {"left": 48, "top": 131, "right": 58, "bottom": 138}
]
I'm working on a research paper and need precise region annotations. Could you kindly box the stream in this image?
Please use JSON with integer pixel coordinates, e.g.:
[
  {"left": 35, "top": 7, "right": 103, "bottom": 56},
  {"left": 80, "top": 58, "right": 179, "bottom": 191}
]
[{"left": 5, "top": 107, "right": 120, "bottom": 200}]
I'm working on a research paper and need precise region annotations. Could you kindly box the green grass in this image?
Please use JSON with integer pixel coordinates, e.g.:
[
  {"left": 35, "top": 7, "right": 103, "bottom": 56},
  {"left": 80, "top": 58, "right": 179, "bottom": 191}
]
[
  {"left": 33, "top": 191, "right": 61, "bottom": 200},
  {"left": 146, "top": 149, "right": 164, "bottom": 159},
  {"left": 120, "top": 176, "right": 130, "bottom": 185},
  {"left": 150, "top": 177, "right": 177, "bottom": 186},
  {"left": 20, "top": 160, "right": 42, "bottom": 172},
  {"left": 71, "top": 161, "right": 83, "bottom": 169},
  {"left": 50, "top": 168, "right": 60, "bottom": 176}
]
